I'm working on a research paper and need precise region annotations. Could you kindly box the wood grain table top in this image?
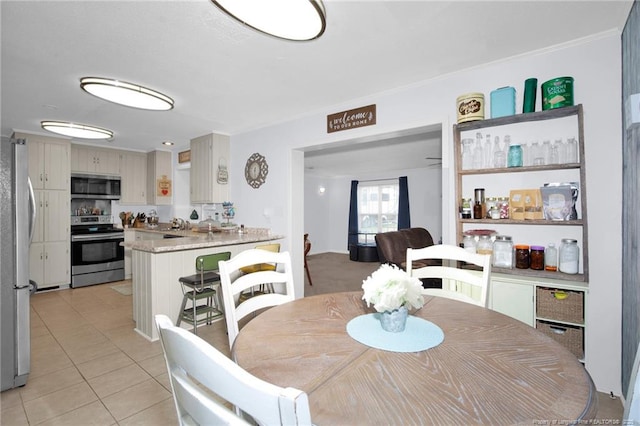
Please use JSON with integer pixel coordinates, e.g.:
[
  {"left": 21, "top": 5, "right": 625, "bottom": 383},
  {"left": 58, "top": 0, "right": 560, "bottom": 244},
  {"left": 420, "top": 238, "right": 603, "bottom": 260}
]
[{"left": 233, "top": 291, "right": 596, "bottom": 425}]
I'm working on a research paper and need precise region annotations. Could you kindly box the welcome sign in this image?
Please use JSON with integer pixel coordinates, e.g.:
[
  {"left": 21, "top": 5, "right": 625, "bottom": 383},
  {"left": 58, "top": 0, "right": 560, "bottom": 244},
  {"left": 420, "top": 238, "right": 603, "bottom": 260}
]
[{"left": 327, "top": 104, "right": 376, "bottom": 133}]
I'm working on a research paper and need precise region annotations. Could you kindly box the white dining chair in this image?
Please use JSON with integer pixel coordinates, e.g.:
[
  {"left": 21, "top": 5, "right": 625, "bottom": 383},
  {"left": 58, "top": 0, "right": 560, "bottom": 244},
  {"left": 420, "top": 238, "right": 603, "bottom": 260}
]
[
  {"left": 155, "top": 314, "right": 312, "bottom": 426},
  {"left": 219, "top": 249, "right": 296, "bottom": 349},
  {"left": 406, "top": 244, "right": 492, "bottom": 307}
]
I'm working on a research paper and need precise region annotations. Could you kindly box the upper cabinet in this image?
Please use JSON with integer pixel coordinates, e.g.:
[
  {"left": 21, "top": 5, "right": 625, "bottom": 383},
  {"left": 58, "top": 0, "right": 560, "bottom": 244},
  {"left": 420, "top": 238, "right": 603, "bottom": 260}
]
[
  {"left": 15, "top": 133, "right": 70, "bottom": 191},
  {"left": 190, "top": 133, "right": 230, "bottom": 204},
  {"left": 453, "top": 105, "right": 588, "bottom": 282},
  {"left": 71, "top": 145, "right": 121, "bottom": 175},
  {"left": 146, "top": 150, "right": 172, "bottom": 205},
  {"left": 120, "top": 151, "right": 147, "bottom": 204}
]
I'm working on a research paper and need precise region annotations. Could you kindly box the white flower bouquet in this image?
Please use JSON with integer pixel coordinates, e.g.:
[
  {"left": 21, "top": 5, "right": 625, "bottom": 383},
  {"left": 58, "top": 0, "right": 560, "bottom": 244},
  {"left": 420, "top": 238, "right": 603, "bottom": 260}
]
[{"left": 361, "top": 264, "right": 425, "bottom": 313}]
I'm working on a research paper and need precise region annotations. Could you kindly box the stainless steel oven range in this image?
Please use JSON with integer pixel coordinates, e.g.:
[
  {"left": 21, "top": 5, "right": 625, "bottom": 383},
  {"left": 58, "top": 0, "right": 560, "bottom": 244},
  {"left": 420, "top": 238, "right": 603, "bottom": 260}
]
[{"left": 70, "top": 215, "right": 124, "bottom": 288}]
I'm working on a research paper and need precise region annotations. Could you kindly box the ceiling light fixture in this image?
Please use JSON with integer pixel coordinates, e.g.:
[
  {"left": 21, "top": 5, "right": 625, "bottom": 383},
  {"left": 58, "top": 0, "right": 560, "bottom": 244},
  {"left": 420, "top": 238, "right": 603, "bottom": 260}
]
[
  {"left": 41, "top": 121, "right": 113, "bottom": 140},
  {"left": 80, "top": 77, "right": 174, "bottom": 110},
  {"left": 162, "top": 141, "right": 174, "bottom": 146},
  {"left": 212, "top": 0, "right": 326, "bottom": 41}
]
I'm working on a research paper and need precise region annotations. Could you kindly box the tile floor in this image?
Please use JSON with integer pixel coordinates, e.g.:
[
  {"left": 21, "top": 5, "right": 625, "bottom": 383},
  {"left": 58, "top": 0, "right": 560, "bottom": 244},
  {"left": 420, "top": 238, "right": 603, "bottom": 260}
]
[
  {"left": 1, "top": 278, "right": 624, "bottom": 425},
  {"left": 0, "top": 280, "right": 229, "bottom": 425}
]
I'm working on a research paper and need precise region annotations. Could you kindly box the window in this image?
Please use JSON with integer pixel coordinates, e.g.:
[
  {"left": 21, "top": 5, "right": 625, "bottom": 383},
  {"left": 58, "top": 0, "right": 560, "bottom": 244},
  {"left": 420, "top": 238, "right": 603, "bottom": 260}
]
[{"left": 357, "top": 180, "right": 399, "bottom": 243}]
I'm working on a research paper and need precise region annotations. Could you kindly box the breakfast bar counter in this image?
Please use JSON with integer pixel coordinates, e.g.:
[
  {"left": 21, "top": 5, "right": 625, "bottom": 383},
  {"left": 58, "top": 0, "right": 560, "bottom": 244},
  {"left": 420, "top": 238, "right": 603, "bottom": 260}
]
[{"left": 126, "top": 228, "right": 282, "bottom": 340}]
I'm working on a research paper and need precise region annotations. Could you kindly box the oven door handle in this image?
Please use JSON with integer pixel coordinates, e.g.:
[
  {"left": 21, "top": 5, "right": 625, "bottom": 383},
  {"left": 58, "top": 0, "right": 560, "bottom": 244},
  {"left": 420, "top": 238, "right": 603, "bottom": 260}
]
[{"left": 71, "top": 233, "right": 124, "bottom": 242}]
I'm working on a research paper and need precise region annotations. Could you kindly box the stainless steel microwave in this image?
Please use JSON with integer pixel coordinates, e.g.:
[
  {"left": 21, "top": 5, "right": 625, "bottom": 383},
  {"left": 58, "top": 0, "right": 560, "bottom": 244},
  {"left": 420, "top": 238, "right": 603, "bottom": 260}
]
[{"left": 71, "top": 173, "right": 121, "bottom": 199}]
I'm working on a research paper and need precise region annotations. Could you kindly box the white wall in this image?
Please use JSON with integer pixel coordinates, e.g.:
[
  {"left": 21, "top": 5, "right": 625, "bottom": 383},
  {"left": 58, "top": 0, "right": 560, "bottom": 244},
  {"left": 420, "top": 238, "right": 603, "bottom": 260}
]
[
  {"left": 203, "top": 32, "right": 622, "bottom": 394},
  {"left": 304, "top": 167, "right": 442, "bottom": 254}
]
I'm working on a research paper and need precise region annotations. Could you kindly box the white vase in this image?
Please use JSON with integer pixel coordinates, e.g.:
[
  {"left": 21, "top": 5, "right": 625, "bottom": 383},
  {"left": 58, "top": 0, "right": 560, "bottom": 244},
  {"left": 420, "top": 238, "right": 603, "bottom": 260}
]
[{"left": 379, "top": 305, "right": 408, "bottom": 333}]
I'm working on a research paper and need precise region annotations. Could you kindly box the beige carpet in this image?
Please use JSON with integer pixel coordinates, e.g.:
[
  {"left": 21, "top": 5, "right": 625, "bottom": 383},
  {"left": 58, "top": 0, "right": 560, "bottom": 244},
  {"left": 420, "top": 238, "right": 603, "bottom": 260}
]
[{"left": 303, "top": 252, "right": 380, "bottom": 297}]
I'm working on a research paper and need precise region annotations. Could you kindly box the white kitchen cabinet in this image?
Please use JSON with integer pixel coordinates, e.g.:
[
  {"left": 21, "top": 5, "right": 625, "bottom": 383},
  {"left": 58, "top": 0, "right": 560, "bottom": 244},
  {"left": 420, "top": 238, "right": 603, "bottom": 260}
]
[
  {"left": 490, "top": 277, "right": 534, "bottom": 326},
  {"left": 17, "top": 133, "right": 70, "bottom": 190},
  {"left": 190, "top": 133, "right": 230, "bottom": 204},
  {"left": 13, "top": 131, "right": 71, "bottom": 290},
  {"left": 29, "top": 241, "right": 70, "bottom": 289},
  {"left": 146, "top": 150, "right": 172, "bottom": 205},
  {"left": 120, "top": 152, "right": 147, "bottom": 204},
  {"left": 32, "top": 190, "right": 70, "bottom": 243},
  {"left": 71, "top": 145, "right": 121, "bottom": 175}
]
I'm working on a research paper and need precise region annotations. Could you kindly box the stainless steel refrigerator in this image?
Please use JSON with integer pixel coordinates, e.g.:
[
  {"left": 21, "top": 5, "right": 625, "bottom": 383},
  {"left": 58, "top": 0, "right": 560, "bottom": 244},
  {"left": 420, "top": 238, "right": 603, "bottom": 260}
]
[{"left": 1, "top": 136, "right": 36, "bottom": 391}]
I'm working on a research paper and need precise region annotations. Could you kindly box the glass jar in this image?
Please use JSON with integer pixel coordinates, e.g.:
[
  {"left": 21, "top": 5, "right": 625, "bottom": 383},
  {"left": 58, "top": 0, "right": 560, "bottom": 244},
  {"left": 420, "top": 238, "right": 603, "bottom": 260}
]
[
  {"left": 498, "top": 196, "right": 510, "bottom": 219},
  {"left": 485, "top": 197, "right": 498, "bottom": 219},
  {"left": 461, "top": 198, "right": 472, "bottom": 219},
  {"left": 559, "top": 239, "right": 579, "bottom": 274},
  {"left": 515, "top": 245, "right": 530, "bottom": 269},
  {"left": 476, "top": 235, "right": 493, "bottom": 255},
  {"left": 492, "top": 235, "right": 513, "bottom": 268},
  {"left": 462, "top": 235, "right": 476, "bottom": 254},
  {"left": 530, "top": 246, "right": 545, "bottom": 270},
  {"left": 545, "top": 243, "right": 558, "bottom": 271},
  {"left": 507, "top": 143, "right": 523, "bottom": 167}
]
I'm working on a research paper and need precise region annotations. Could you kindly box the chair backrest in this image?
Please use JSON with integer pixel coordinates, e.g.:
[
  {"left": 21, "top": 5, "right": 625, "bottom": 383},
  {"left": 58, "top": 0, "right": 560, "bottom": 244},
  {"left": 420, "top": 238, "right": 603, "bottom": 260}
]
[
  {"left": 304, "top": 234, "right": 311, "bottom": 256},
  {"left": 155, "top": 315, "right": 312, "bottom": 426},
  {"left": 219, "top": 249, "right": 296, "bottom": 349},
  {"left": 195, "top": 252, "right": 231, "bottom": 273},
  {"left": 239, "top": 243, "right": 281, "bottom": 274},
  {"left": 406, "top": 244, "right": 491, "bottom": 307}
]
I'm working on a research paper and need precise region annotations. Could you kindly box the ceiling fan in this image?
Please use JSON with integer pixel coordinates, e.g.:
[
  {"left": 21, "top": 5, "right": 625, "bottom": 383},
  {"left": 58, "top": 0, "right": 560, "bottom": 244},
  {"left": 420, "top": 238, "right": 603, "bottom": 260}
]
[{"left": 425, "top": 156, "right": 442, "bottom": 168}]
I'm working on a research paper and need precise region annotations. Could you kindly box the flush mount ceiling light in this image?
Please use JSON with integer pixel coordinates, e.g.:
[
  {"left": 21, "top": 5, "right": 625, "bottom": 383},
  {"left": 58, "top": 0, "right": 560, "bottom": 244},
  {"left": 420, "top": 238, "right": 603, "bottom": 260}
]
[
  {"left": 80, "top": 77, "right": 174, "bottom": 110},
  {"left": 212, "top": 0, "right": 326, "bottom": 41},
  {"left": 41, "top": 121, "right": 113, "bottom": 140}
]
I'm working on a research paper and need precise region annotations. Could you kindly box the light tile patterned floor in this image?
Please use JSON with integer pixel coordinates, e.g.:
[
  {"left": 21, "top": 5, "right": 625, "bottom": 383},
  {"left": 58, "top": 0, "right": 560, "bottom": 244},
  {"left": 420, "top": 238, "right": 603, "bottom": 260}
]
[{"left": 0, "top": 280, "right": 229, "bottom": 425}]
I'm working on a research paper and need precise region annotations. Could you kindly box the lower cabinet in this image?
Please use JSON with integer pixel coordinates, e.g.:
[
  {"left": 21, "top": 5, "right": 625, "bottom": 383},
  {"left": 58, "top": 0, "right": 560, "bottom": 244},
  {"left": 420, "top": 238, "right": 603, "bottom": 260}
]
[
  {"left": 489, "top": 274, "right": 587, "bottom": 360},
  {"left": 490, "top": 278, "right": 534, "bottom": 326},
  {"left": 29, "top": 241, "right": 70, "bottom": 290}
]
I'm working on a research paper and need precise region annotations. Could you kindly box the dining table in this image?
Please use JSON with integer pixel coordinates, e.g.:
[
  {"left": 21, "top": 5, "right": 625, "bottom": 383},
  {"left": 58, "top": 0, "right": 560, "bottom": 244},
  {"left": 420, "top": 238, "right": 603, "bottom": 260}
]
[{"left": 232, "top": 291, "right": 597, "bottom": 425}]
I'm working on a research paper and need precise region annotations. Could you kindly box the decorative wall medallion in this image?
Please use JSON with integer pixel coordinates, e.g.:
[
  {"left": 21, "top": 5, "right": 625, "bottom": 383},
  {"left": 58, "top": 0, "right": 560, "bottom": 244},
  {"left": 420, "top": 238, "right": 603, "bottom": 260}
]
[{"left": 245, "top": 152, "right": 268, "bottom": 188}]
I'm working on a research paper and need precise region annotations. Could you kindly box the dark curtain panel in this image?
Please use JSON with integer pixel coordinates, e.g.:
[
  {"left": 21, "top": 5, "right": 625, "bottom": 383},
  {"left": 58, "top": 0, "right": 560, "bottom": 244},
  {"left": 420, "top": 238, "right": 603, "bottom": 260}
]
[
  {"left": 347, "top": 180, "right": 359, "bottom": 249},
  {"left": 398, "top": 176, "right": 410, "bottom": 229}
]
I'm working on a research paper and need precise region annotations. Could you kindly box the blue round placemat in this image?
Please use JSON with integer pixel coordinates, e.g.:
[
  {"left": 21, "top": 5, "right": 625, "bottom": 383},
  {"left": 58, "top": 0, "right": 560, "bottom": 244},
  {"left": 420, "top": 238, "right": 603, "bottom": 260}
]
[{"left": 346, "top": 314, "right": 444, "bottom": 352}]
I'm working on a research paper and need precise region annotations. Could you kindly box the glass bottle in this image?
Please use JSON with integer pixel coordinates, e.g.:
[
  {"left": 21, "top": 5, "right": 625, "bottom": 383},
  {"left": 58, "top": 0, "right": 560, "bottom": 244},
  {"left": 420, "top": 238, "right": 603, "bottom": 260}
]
[
  {"left": 484, "top": 133, "right": 492, "bottom": 168},
  {"left": 492, "top": 235, "right": 513, "bottom": 268},
  {"left": 559, "top": 239, "right": 579, "bottom": 274},
  {"left": 473, "top": 133, "right": 484, "bottom": 169},
  {"left": 507, "top": 142, "right": 523, "bottom": 167},
  {"left": 545, "top": 243, "right": 558, "bottom": 271},
  {"left": 493, "top": 136, "right": 504, "bottom": 168},
  {"left": 541, "top": 140, "right": 551, "bottom": 165},
  {"left": 566, "top": 137, "right": 578, "bottom": 163},
  {"left": 461, "top": 138, "right": 474, "bottom": 170}
]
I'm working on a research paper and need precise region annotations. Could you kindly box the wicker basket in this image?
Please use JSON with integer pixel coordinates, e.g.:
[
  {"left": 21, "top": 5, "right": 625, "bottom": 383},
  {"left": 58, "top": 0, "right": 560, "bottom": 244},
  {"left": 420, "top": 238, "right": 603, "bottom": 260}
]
[
  {"left": 536, "top": 320, "right": 584, "bottom": 359},
  {"left": 536, "top": 287, "right": 584, "bottom": 324}
]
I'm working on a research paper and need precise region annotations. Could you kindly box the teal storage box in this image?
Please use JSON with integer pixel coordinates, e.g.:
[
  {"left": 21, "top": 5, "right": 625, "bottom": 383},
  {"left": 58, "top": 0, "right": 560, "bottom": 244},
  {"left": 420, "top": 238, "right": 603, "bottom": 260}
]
[{"left": 490, "top": 86, "right": 516, "bottom": 118}]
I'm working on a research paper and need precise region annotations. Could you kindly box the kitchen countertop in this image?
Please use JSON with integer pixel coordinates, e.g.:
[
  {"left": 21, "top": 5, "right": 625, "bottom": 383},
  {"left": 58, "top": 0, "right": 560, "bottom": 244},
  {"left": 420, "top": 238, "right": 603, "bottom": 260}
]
[{"left": 124, "top": 227, "right": 283, "bottom": 254}]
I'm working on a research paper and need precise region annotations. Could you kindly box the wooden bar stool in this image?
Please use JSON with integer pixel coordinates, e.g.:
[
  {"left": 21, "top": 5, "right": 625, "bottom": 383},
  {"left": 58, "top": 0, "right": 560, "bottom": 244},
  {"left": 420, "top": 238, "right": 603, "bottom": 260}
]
[{"left": 177, "top": 252, "right": 231, "bottom": 334}]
